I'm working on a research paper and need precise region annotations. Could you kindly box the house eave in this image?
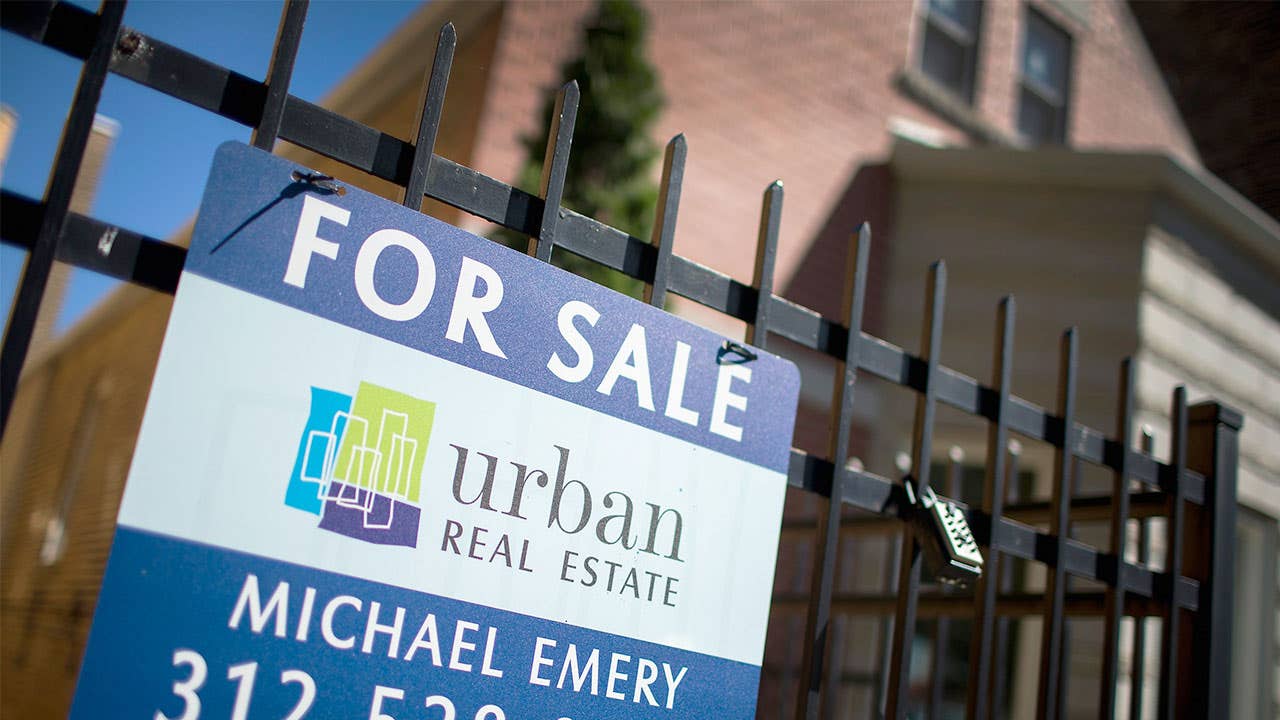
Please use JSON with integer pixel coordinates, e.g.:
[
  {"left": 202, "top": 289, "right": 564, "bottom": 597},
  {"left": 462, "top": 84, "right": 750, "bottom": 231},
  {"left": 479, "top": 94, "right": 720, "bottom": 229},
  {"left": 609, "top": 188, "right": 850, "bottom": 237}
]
[{"left": 889, "top": 139, "right": 1280, "bottom": 278}]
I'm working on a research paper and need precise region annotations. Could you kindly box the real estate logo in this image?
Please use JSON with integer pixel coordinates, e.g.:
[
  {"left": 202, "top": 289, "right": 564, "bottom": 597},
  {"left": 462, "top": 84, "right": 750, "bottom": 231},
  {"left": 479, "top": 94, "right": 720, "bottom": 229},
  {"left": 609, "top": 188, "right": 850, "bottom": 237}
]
[{"left": 285, "top": 381, "right": 435, "bottom": 547}]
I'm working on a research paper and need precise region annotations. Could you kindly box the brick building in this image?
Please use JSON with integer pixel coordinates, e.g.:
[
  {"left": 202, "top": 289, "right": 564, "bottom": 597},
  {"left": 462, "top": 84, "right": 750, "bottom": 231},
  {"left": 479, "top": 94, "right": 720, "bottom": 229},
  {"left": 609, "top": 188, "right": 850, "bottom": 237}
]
[{"left": 2, "top": 2, "right": 1275, "bottom": 718}]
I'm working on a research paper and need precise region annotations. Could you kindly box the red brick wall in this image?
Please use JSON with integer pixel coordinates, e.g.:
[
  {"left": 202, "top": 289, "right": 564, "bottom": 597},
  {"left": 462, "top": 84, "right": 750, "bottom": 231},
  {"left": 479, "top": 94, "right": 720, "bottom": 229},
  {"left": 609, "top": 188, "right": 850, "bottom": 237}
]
[
  {"left": 472, "top": 1, "right": 1198, "bottom": 306},
  {"left": 475, "top": 1, "right": 953, "bottom": 298},
  {"left": 974, "top": 1, "right": 1197, "bottom": 164}
]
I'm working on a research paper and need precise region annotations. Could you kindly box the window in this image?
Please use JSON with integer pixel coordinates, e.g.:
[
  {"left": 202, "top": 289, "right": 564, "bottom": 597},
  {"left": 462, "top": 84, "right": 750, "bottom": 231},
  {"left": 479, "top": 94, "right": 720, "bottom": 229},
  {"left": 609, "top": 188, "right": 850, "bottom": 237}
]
[
  {"left": 1017, "top": 8, "right": 1072, "bottom": 144},
  {"left": 917, "top": 0, "right": 983, "bottom": 103}
]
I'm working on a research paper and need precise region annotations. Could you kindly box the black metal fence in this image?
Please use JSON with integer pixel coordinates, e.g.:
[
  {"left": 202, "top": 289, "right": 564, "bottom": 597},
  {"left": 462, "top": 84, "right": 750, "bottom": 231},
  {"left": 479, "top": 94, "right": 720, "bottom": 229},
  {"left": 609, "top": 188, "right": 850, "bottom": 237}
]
[{"left": 0, "top": 2, "right": 1241, "bottom": 718}]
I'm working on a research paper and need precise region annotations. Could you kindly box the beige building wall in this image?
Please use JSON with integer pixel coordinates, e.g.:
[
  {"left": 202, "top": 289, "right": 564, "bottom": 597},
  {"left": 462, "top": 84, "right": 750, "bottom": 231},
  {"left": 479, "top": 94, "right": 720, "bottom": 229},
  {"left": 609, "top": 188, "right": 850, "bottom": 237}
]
[
  {"left": 1135, "top": 229, "right": 1280, "bottom": 517},
  {"left": 878, "top": 142, "right": 1280, "bottom": 719},
  {"left": 882, "top": 161, "right": 1149, "bottom": 720},
  {"left": 0, "top": 289, "right": 171, "bottom": 718},
  {"left": 1134, "top": 212, "right": 1280, "bottom": 720},
  {"left": 880, "top": 166, "right": 1148, "bottom": 477}
]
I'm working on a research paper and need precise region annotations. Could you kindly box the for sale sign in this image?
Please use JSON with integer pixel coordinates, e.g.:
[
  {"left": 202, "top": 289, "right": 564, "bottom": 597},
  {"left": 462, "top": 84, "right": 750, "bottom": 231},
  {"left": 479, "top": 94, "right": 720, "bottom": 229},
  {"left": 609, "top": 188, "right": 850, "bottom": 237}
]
[{"left": 71, "top": 142, "right": 800, "bottom": 719}]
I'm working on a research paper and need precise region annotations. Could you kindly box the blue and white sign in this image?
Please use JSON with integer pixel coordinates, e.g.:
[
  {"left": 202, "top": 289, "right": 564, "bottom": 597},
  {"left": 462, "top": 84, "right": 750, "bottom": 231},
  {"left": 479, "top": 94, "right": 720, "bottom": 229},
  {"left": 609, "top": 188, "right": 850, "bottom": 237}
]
[{"left": 72, "top": 142, "right": 800, "bottom": 719}]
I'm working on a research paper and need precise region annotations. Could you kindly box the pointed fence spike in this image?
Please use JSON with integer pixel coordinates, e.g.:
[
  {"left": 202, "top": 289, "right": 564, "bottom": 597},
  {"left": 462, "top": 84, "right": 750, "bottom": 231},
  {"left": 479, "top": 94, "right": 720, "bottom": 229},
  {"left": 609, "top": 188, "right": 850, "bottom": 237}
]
[
  {"left": 252, "top": 0, "right": 309, "bottom": 152},
  {"left": 645, "top": 134, "right": 685, "bottom": 307},
  {"left": 795, "top": 222, "right": 871, "bottom": 719},
  {"left": 748, "top": 180, "right": 783, "bottom": 349},
  {"left": 403, "top": 21, "right": 457, "bottom": 209},
  {"left": 886, "top": 259, "right": 946, "bottom": 720},
  {"left": 530, "top": 80, "right": 579, "bottom": 261}
]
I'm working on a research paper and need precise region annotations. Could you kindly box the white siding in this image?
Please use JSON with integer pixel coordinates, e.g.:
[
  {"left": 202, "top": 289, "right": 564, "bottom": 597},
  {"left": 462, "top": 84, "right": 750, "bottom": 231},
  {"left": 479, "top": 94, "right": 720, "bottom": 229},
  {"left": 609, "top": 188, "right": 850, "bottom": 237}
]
[{"left": 1138, "top": 230, "right": 1280, "bottom": 517}]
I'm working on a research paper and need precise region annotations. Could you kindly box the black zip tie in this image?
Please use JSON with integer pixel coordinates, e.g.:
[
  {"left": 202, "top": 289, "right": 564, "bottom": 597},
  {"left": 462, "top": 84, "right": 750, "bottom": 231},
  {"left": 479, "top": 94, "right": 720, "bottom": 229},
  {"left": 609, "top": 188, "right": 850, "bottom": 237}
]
[
  {"left": 211, "top": 169, "right": 347, "bottom": 254},
  {"left": 718, "top": 339, "right": 758, "bottom": 364},
  {"left": 291, "top": 170, "right": 346, "bottom": 196}
]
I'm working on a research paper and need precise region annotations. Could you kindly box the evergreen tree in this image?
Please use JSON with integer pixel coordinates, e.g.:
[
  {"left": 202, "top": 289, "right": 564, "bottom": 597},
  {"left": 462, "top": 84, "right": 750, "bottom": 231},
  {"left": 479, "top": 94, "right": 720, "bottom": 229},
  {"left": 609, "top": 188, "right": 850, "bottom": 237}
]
[{"left": 496, "top": 0, "right": 664, "bottom": 297}]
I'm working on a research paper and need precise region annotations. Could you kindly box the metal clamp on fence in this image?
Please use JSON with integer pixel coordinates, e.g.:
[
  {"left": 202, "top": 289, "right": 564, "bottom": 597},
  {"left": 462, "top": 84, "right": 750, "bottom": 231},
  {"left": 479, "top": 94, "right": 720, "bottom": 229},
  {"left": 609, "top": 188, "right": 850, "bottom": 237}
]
[{"left": 902, "top": 475, "right": 983, "bottom": 587}]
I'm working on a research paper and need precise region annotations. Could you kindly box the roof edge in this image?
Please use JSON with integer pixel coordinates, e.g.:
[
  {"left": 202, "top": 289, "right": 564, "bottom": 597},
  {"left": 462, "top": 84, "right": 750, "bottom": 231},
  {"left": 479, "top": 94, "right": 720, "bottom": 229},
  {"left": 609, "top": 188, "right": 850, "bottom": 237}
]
[
  {"left": 890, "top": 139, "right": 1280, "bottom": 276},
  {"left": 319, "top": 0, "right": 502, "bottom": 124}
]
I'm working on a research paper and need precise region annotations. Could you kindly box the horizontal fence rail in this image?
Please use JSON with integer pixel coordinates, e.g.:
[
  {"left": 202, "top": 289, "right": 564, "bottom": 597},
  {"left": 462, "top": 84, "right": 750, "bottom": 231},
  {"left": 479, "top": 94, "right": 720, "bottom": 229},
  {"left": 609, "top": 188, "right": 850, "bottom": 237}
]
[{"left": 1, "top": 2, "right": 1241, "bottom": 718}]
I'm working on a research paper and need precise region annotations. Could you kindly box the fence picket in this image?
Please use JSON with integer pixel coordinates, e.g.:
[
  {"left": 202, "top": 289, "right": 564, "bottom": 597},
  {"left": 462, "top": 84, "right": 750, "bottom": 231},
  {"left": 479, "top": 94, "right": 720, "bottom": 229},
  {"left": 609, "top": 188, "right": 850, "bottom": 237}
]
[
  {"left": 967, "top": 296, "right": 1015, "bottom": 720},
  {"left": 1158, "top": 387, "right": 1188, "bottom": 720},
  {"left": 645, "top": 135, "right": 685, "bottom": 307},
  {"left": 747, "top": 181, "right": 783, "bottom": 350},
  {"left": 1101, "top": 358, "right": 1136, "bottom": 717},
  {"left": 1038, "top": 328, "right": 1079, "bottom": 720},
  {"left": 797, "top": 224, "right": 871, "bottom": 719},
  {"left": 251, "top": 0, "right": 309, "bottom": 152},
  {"left": 886, "top": 261, "right": 946, "bottom": 720},
  {"left": 403, "top": 23, "right": 456, "bottom": 209},
  {"left": 530, "top": 81, "right": 578, "bottom": 262}
]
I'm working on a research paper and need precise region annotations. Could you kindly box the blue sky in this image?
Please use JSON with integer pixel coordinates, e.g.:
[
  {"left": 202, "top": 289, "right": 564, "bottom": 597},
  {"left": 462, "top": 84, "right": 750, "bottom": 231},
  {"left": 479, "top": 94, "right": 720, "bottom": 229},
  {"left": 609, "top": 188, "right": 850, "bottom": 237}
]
[{"left": 1, "top": 0, "right": 425, "bottom": 332}]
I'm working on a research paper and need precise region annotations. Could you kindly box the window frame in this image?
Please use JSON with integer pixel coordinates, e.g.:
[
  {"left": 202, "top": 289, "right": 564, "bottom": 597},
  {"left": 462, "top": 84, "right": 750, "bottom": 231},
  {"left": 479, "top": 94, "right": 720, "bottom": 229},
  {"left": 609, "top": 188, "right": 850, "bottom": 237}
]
[
  {"left": 1016, "top": 5, "right": 1074, "bottom": 145},
  {"left": 915, "top": 0, "right": 985, "bottom": 105}
]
